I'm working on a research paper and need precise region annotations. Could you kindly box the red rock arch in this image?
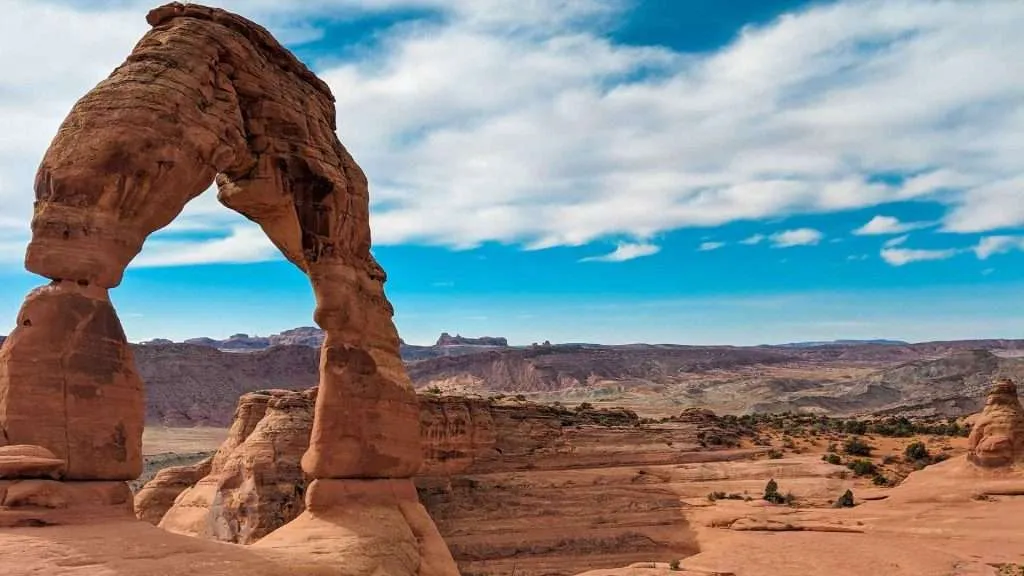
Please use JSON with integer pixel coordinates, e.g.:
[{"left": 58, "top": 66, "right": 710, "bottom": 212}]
[{"left": 0, "top": 2, "right": 420, "bottom": 483}]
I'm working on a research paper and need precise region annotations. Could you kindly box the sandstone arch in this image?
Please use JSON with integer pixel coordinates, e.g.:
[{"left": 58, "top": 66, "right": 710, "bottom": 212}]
[{"left": 0, "top": 3, "right": 453, "bottom": 573}]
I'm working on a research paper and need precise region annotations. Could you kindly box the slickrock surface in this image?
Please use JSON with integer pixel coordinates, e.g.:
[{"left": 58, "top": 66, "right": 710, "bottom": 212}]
[{"left": 967, "top": 378, "right": 1024, "bottom": 467}]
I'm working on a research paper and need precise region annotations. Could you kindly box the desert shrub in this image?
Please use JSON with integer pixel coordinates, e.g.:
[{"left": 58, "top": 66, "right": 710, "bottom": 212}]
[
  {"left": 514, "top": 394, "right": 527, "bottom": 401},
  {"left": 575, "top": 402, "right": 593, "bottom": 411},
  {"left": 822, "top": 453, "right": 842, "bottom": 465},
  {"left": 763, "top": 479, "right": 787, "bottom": 504},
  {"left": 669, "top": 559, "right": 682, "bottom": 571},
  {"left": 872, "top": 474, "right": 889, "bottom": 486},
  {"left": 425, "top": 386, "right": 442, "bottom": 395},
  {"left": 767, "top": 449, "right": 784, "bottom": 459},
  {"left": 846, "top": 459, "right": 877, "bottom": 477},
  {"left": 904, "top": 441, "right": 929, "bottom": 461},
  {"left": 707, "top": 491, "right": 727, "bottom": 502},
  {"left": 843, "top": 437, "right": 873, "bottom": 457},
  {"left": 833, "top": 489, "right": 855, "bottom": 508},
  {"left": 843, "top": 420, "right": 868, "bottom": 435},
  {"left": 882, "top": 455, "right": 900, "bottom": 465}
]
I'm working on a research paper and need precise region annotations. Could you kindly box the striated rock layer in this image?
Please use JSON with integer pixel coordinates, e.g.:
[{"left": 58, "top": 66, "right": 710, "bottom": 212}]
[
  {"left": 0, "top": 2, "right": 449, "bottom": 573},
  {"left": 967, "top": 378, "right": 1024, "bottom": 468}
]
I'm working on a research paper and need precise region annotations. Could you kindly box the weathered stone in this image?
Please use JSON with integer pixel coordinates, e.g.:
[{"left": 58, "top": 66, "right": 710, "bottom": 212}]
[
  {"left": 0, "top": 283, "right": 143, "bottom": 480},
  {"left": 159, "top": 389, "right": 314, "bottom": 543},
  {"left": 253, "top": 478, "right": 459, "bottom": 576},
  {"left": 967, "top": 378, "right": 1024, "bottom": 468},
  {"left": 0, "top": 445, "right": 65, "bottom": 480},
  {"left": 133, "top": 457, "right": 212, "bottom": 525},
  {"left": 0, "top": 480, "right": 132, "bottom": 527}
]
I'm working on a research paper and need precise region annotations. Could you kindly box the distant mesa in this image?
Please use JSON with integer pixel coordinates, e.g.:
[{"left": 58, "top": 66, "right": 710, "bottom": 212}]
[{"left": 435, "top": 332, "right": 509, "bottom": 347}]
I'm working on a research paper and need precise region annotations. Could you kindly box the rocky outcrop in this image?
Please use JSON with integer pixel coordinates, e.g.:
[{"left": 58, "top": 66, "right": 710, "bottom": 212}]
[
  {"left": 0, "top": 2, "right": 451, "bottom": 572},
  {"left": 158, "top": 389, "right": 315, "bottom": 543},
  {"left": 436, "top": 333, "right": 509, "bottom": 347},
  {"left": 133, "top": 457, "right": 212, "bottom": 524},
  {"left": 149, "top": 393, "right": 567, "bottom": 535},
  {"left": 967, "top": 378, "right": 1024, "bottom": 468}
]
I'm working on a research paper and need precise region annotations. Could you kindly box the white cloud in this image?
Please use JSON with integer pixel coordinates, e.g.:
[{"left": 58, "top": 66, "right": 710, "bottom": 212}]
[
  {"left": 698, "top": 241, "right": 726, "bottom": 251},
  {"left": 580, "top": 242, "right": 660, "bottom": 262},
  {"left": 943, "top": 176, "right": 1024, "bottom": 232},
  {"left": 973, "top": 235, "right": 1024, "bottom": 260},
  {"left": 770, "top": 228, "right": 823, "bottom": 248},
  {"left": 853, "top": 215, "right": 932, "bottom": 235},
  {"left": 846, "top": 254, "right": 870, "bottom": 261},
  {"left": 1, "top": 0, "right": 1024, "bottom": 259},
  {"left": 739, "top": 234, "right": 766, "bottom": 245},
  {"left": 883, "top": 234, "right": 909, "bottom": 248},
  {"left": 880, "top": 247, "right": 961, "bottom": 266},
  {"left": 131, "top": 225, "right": 281, "bottom": 268}
]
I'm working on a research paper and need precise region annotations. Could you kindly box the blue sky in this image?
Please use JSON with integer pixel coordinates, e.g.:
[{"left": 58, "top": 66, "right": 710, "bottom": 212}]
[{"left": 0, "top": 0, "right": 1022, "bottom": 345}]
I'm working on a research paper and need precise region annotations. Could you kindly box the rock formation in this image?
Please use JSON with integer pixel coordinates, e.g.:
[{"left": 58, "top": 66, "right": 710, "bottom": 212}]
[
  {"left": 0, "top": 2, "right": 453, "bottom": 573},
  {"left": 967, "top": 378, "right": 1024, "bottom": 467},
  {"left": 157, "top": 389, "right": 314, "bottom": 543},
  {"left": 133, "top": 457, "right": 212, "bottom": 525}
]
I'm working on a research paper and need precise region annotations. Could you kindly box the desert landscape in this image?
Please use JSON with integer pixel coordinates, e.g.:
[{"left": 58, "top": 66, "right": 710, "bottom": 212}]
[{"left": 0, "top": 2, "right": 1022, "bottom": 576}]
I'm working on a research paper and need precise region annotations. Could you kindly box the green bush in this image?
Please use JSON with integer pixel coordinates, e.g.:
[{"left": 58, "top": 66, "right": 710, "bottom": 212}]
[
  {"left": 843, "top": 437, "right": 873, "bottom": 457},
  {"left": 904, "top": 441, "right": 929, "bottom": 461},
  {"left": 833, "top": 489, "right": 855, "bottom": 508},
  {"left": 767, "top": 449, "right": 784, "bottom": 459},
  {"left": 669, "top": 559, "right": 681, "bottom": 571},
  {"left": 846, "top": 459, "right": 877, "bottom": 477},
  {"left": 822, "top": 453, "right": 842, "bottom": 465},
  {"left": 872, "top": 474, "right": 889, "bottom": 486},
  {"left": 763, "top": 479, "right": 787, "bottom": 504}
]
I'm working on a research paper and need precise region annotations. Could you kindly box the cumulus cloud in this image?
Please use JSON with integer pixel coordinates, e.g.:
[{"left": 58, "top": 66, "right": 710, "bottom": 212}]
[
  {"left": 698, "top": 241, "right": 726, "bottom": 251},
  {"left": 1, "top": 0, "right": 1023, "bottom": 260},
  {"left": 854, "top": 216, "right": 932, "bottom": 236},
  {"left": 739, "top": 234, "right": 766, "bottom": 245},
  {"left": 580, "top": 242, "right": 660, "bottom": 262},
  {"left": 973, "top": 235, "right": 1024, "bottom": 259},
  {"left": 770, "top": 228, "right": 823, "bottom": 248},
  {"left": 880, "top": 247, "right": 961, "bottom": 266}
]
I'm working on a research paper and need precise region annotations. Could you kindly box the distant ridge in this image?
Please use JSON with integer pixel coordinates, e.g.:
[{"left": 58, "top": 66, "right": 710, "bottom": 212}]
[{"left": 776, "top": 339, "right": 910, "bottom": 348}]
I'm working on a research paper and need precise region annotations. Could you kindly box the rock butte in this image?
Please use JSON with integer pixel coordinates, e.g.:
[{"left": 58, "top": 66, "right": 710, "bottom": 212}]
[{"left": 0, "top": 2, "right": 456, "bottom": 573}]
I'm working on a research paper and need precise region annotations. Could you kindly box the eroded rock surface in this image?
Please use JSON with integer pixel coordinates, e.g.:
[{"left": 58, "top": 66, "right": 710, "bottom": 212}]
[
  {"left": 158, "top": 389, "right": 315, "bottom": 543},
  {"left": 134, "top": 457, "right": 212, "bottom": 525},
  {"left": 967, "top": 378, "right": 1024, "bottom": 467}
]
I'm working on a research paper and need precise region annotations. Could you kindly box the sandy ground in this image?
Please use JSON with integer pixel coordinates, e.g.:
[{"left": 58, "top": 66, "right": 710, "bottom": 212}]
[{"left": 143, "top": 427, "right": 229, "bottom": 455}]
